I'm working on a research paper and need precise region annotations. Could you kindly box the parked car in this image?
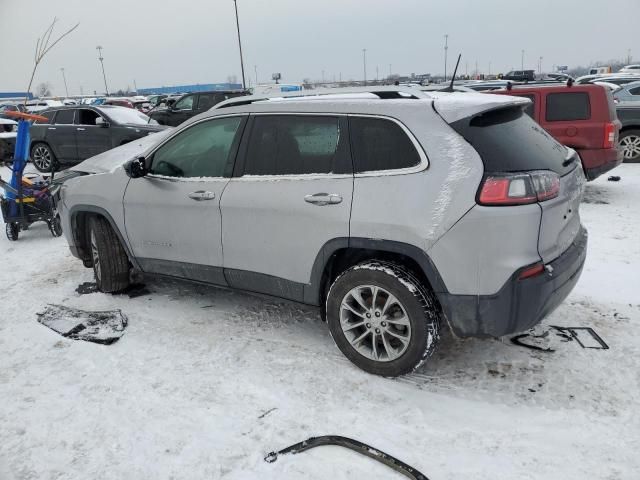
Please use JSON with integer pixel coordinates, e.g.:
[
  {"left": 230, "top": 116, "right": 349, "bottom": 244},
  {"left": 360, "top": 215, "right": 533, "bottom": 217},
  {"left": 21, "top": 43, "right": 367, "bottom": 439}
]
[
  {"left": 102, "top": 98, "right": 134, "bottom": 109},
  {"left": 611, "top": 81, "right": 640, "bottom": 104},
  {"left": 25, "top": 99, "right": 63, "bottom": 112},
  {"left": 489, "top": 83, "right": 622, "bottom": 180},
  {"left": 616, "top": 105, "right": 640, "bottom": 161},
  {"left": 464, "top": 80, "right": 515, "bottom": 91},
  {"left": 0, "top": 103, "right": 27, "bottom": 119},
  {"left": 58, "top": 87, "right": 587, "bottom": 377},
  {"left": 29, "top": 105, "right": 167, "bottom": 172},
  {"left": 0, "top": 118, "right": 18, "bottom": 163},
  {"left": 619, "top": 64, "right": 640, "bottom": 74},
  {"left": 577, "top": 74, "right": 640, "bottom": 86},
  {"left": 502, "top": 70, "right": 536, "bottom": 81},
  {"left": 148, "top": 90, "right": 247, "bottom": 126}
]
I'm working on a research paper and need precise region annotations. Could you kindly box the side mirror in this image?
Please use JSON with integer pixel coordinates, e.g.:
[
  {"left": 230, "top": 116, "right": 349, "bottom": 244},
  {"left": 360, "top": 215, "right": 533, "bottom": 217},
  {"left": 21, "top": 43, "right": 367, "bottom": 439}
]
[
  {"left": 96, "top": 117, "right": 109, "bottom": 127},
  {"left": 126, "top": 156, "right": 148, "bottom": 178}
]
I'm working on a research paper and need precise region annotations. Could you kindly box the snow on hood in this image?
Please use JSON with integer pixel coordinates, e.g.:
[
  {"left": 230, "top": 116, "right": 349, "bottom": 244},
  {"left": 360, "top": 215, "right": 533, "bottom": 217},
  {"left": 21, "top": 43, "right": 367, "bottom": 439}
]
[
  {"left": 71, "top": 129, "right": 172, "bottom": 174},
  {"left": 430, "top": 91, "right": 531, "bottom": 124}
]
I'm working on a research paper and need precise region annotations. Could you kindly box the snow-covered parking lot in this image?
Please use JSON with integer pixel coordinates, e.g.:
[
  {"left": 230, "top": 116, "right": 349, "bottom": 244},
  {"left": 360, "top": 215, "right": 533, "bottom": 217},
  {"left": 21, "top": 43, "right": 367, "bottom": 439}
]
[{"left": 1, "top": 164, "right": 639, "bottom": 480}]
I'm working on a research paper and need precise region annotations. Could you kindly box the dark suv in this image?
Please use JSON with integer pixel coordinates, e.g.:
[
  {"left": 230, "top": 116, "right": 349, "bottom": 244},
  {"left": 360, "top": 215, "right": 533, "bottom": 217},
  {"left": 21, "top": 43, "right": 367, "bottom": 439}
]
[
  {"left": 148, "top": 90, "right": 247, "bottom": 126},
  {"left": 502, "top": 70, "right": 536, "bottom": 81},
  {"left": 29, "top": 105, "right": 167, "bottom": 172}
]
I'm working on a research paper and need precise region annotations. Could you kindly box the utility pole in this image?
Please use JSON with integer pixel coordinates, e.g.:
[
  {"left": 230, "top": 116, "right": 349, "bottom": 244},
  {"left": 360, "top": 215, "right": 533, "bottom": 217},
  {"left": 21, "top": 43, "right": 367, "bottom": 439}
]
[
  {"left": 322, "top": 69, "right": 325, "bottom": 83},
  {"left": 96, "top": 46, "right": 109, "bottom": 96},
  {"left": 232, "top": 0, "right": 246, "bottom": 90},
  {"left": 389, "top": 63, "right": 392, "bottom": 78},
  {"left": 134, "top": 79, "right": 138, "bottom": 93},
  {"left": 254, "top": 65, "right": 258, "bottom": 86},
  {"left": 628, "top": 49, "right": 632, "bottom": 64},
  {"left": 376, "top": 65, "right": 379, "bottom": 82},
  {"left": 538, "top": 56, "right": 543, "bottom": 75},
  {"left": 444, "top": 34, "right": 449, "bottom": 81},
  {"left": 521, "top": 49, "right": 525, "bottom": 70},
  {"left": 488, "top": 61, "right": 491, "bottom": 76},
  {"left": 60, "top": 67, "right": 69, "bottom": 97},
  {"left": 362, "top": 49, "right": 367, "bottom": 86}
]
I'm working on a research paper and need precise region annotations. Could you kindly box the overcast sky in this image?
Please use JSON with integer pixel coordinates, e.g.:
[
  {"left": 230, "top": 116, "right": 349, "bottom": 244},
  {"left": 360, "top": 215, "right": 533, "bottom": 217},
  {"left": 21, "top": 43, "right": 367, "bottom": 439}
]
[{"left": 1, "top": 0, "right": 638, "bottom": 96}]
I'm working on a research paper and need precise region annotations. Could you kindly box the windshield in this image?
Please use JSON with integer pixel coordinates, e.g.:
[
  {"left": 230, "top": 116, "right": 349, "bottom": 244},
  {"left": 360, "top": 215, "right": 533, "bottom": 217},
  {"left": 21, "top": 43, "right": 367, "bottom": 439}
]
[{"left": 98, "top": 106, "right": 157, "bottom": 125}]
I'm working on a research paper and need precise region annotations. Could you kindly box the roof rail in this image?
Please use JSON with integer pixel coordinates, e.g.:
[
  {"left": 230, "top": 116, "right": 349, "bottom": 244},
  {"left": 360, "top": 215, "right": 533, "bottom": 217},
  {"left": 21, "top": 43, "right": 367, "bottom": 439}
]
[{"left": 214, "top": 86, "right": 431, "bottom": 109}]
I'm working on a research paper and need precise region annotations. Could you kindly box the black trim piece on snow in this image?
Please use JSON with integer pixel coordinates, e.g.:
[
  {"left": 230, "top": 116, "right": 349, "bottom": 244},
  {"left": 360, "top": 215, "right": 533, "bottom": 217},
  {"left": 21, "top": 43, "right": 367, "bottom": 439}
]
[
  {"left": 69, "top": 205, "right": 141, "bottom": 270},
  {"left": 264, "top": 436, "right": 429, "bottom": 480}
]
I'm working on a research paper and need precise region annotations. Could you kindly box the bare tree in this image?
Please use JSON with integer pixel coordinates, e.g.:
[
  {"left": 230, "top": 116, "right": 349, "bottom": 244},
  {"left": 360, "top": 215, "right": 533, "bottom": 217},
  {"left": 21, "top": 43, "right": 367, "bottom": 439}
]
[
  {"left": 25, "top": 17, "right": 79, "bottom": 104},
  {"left": 35, "top": 82, "right": 52, "bottom": 97}
]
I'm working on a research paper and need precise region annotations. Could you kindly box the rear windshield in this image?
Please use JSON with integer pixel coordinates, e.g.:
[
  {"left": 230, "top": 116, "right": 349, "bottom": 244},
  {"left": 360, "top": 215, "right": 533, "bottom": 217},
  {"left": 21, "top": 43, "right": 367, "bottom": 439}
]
[{"left": 451, "top": 106, "right": 572, "bottom": 175}]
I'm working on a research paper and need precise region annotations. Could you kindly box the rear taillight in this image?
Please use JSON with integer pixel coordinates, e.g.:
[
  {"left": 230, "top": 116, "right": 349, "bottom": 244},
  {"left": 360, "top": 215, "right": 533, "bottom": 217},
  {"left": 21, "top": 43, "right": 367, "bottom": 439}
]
[
  {"left": 518, "top": 262, "right": 545, "bottom": 280},
  {"left": 603, "top": 122, "right": 617, "bottom": 149},
  {"left": 478, "top": 171, "right": 560, "bottom": 206}
]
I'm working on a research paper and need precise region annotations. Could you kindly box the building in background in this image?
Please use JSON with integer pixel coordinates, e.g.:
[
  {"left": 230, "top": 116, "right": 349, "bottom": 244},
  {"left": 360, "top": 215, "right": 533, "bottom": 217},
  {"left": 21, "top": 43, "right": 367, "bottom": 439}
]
[{"left": 0, "top": 92, "right": 33, "bottom": 101}]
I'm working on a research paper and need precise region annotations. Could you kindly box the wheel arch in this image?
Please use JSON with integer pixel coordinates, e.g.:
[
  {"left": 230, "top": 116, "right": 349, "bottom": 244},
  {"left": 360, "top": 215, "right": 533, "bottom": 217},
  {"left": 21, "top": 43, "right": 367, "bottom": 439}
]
[
  {"left": 305, "top": 237, "right": 449, "bottom": 308},
  {"left": 69, "top": 205, "right": 140, "bottom": 270}
]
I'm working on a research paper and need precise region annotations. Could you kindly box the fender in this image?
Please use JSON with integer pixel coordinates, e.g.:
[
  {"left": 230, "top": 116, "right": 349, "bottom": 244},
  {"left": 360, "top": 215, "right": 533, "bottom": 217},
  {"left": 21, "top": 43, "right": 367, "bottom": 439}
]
[
  {"left": 68, "top": 204, "right": 141, "bottom": 270},
  {"left": 304, "top": 237, "right": 449, "bottom": 305}
]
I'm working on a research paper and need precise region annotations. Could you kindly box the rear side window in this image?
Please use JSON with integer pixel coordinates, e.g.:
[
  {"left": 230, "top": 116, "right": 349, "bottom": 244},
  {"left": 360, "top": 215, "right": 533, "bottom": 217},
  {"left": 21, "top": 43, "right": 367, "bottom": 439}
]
[
  {"left": 197, "top": 93, "right": 217, "bottom": 110},
  {"left": 515, "top": 94, "right": 535, "bottom": 118},
  {"left": 55, "top": 109, "right": 75, "bottom": 124},
  {"left": 451, "top": 107, "right": 571, "bottom": 176},
  {"left": 545, "top": 92, "right": 590, "bottom": 121},
  {"left": 628, "top": 86, "right": 640, "bottom": 96},
  {"left": 349, "top": 117, "right": 421, "bottom": 173},
  {"left": 243, "top": 115, "right": 350, "bottom": 175}
]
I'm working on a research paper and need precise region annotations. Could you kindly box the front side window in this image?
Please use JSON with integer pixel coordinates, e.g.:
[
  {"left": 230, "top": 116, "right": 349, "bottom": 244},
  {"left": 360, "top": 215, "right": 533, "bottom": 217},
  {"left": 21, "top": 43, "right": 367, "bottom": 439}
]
[
  {"left": 174, "top": 95, "right": 194, "bottom": 110},
  {"left": 349, "top": 117, "right": 421, "bottom": 173},
  {"left": 34, "top": 110, "right": 55, "bottom": 124},
  {"left": 243, "top": 115, "right": 350, "bottom": 175},
  {"left": 55, "top": 109, "right": 75, "bottom": 124},
  {"left": 76, "top": 109, "right": 103, "bottom": 125},
  {"left": 545, "top": 92, "right": 591, "bottom": 121},
  {"left": 150, "top": 116, "right": 243, "bottom": 178}
]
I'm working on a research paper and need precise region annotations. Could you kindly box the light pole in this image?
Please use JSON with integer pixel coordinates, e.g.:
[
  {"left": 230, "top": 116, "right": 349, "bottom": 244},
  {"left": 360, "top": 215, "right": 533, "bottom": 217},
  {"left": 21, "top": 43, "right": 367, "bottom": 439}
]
[
  {"left": 362, "top": 49, "right": 367, "bottom": 86},
  {"left": 254, "top": 65, "right": 258, "bottom": 86},
  {"left": 521, "top": 49, "right": 524, "bottom": 70},
  {"left": 96, "top": 46, "right": 109, "bottom": 96},
  {"left": 60, "top": 67, "right": 69, "bottom": 97},
  {"left": 232, "top": 0, "right": 247, "bottom": 90},
  {"left": 444, "top": 34, "right": 449, "bottom": 81},
  {"left": 538, "top": 56, "right": 543, "bottom": 75}
]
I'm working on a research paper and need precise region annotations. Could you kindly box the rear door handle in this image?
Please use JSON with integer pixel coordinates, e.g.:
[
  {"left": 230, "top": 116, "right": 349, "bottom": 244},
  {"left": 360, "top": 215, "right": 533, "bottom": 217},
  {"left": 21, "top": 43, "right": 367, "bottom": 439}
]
[
  {"left": 188, "top": 190, "right": 216, "bottom": 201},
  {"left": 76, "top": 127, "right": 85, "bottom": 131},
  {"left": 304, "top": 193, "right": 343, "bottom": 206},
  {"left": 47, "top": 127, "right": 56, "bottom": 130}
]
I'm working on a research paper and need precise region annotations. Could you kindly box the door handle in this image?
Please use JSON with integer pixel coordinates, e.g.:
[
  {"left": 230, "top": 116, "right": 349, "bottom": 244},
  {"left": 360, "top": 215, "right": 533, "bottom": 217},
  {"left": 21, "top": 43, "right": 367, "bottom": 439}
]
[
  {"left": 76, "top": 127, "right": 85, "bottom": 131},
  {"left": 188, "top": 190, "right": 216, "bottom": 201},
  {"left": 47, "top": 127, "right": 56, "bottom": 130},
  {"left": 304, "top": 193, "right": 343, "bottom": 206}
]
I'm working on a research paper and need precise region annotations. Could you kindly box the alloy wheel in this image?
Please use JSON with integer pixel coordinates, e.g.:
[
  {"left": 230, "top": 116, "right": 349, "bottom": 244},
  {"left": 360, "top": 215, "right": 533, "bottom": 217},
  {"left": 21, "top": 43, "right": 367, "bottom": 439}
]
[
  {"left": 340, "top": 285, "right": 412, "bottom": 362},
  {"left": 620, "top": 135, "right": 640, "bottom": 160},
  {"left": 32, "top": 146, "right": 52, "bottom": 171}
]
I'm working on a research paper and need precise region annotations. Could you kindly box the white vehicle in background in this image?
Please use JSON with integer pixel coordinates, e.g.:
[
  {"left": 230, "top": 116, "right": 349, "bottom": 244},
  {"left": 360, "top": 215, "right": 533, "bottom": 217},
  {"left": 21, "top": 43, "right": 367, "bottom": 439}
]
[
  {"left": 619, "top": 64, "right": 640, "bottom": 74},
  {"left": 251, "top": 83, "right": 304, "bottom": 95},
  {"left": 589, "top": 66, "right": 612, "bottom": 75},
  {"left": 25, "top": 99, "right": 63, "bottom": 112}
]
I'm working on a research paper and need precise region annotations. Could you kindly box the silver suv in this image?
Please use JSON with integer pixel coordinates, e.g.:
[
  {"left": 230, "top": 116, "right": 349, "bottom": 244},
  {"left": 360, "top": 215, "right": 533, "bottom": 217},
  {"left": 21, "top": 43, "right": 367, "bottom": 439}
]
[{"left": 58, "top": 88, "right": 587, "bottom": 377}]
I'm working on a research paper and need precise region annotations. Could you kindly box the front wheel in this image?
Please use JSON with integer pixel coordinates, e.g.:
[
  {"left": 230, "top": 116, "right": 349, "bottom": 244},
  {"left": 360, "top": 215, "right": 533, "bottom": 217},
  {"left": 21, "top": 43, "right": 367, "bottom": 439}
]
[
  {"left": 326, "top": 261, "right": 441, "bottom": 377},
  {"left": 88, "top": 216, "right": 130, "bottom": 293},
  {"left": 49, "top": 215, "right": 63, "bottom": 237},
  {"left": 619, "top": 129, "right": 640, "bottom": 163},
  {"left": 6, "top": 222, "right": 19, "bottom": 241}
]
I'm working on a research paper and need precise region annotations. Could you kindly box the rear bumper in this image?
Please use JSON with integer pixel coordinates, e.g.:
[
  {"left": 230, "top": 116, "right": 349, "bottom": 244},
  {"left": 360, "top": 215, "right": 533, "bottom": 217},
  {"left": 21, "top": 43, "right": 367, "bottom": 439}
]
[
  {"left": 578, "top": 148, "right": 622, "bottom": 181},
  {"left": 437, "top": 226, "right": 588, "bottom": 338}
]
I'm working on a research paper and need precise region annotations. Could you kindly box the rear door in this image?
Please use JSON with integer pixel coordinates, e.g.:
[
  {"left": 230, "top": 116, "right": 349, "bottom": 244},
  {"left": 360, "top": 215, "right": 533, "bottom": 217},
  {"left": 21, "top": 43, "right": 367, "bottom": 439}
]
[
  {"left": 123, "top": 115, "right": 246, "bottom": 283},
  {"left": 75, "top": 108, "right": 112, "bottom": 159},
  {"left": 220, "top": 114, "right": 353, "bottom": 301},
  {"left": 541, "top": 90, "right": 599, "bottom": 150},
  {"left": 47, "top": 108, "right": 77, "bottom": 161}
]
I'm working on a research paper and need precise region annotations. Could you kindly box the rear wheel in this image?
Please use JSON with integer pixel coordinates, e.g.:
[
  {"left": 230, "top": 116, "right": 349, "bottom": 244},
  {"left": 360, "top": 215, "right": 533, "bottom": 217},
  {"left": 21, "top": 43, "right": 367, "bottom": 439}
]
[
  {"left": 48, "top": 215, "right": 63, "bottom": 237},
  {"left": 31, "top": 143, "right": 57, "bottom": 172},
  {"left": 326, "top": 260, "right": 441, "bottom": 377},
  {"left": 88, "top": 216, "right": 130, "bottom": 293},
  {"left": 619, "top": 129, "right": 640, "bottom": 163}
]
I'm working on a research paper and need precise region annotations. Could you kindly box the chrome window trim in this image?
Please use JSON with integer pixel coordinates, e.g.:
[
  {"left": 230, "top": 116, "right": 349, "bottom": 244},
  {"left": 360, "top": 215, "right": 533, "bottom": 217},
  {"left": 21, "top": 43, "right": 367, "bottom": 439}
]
[{"left": 233, "top": 112, "right": 428, "bottom": 181}]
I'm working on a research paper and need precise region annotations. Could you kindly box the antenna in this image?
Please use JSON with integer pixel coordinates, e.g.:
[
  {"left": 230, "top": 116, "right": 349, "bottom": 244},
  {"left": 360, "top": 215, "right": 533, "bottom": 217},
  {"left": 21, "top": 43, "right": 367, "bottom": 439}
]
[{"left": 441, "top": 54, "right": 462, "bottom": 92}]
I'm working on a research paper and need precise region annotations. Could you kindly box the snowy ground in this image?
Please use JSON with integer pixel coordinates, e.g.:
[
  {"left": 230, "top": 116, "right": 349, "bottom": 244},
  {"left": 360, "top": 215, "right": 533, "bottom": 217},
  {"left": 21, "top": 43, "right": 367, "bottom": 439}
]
[{"left": 1, "top": 164, "right": 639, "bottom": 480}]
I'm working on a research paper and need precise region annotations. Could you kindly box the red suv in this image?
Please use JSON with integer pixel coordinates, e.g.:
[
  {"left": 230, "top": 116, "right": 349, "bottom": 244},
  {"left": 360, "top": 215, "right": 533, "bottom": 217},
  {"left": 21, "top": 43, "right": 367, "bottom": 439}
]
[{"left": 489, "top": 83, "right": 621, "bottom": 180}]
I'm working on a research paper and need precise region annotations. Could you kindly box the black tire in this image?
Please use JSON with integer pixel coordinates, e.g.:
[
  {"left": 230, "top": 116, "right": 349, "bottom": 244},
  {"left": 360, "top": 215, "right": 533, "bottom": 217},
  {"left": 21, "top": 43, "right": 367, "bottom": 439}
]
[
  {"left": 326, "top": 260, "right": 441, "bottom": 377},
  {"left": 49, "top": 215, "right": 63, "bottom": 237},
  {"left": 619, "top": 129, "right": 640, "bottom": 163},
  {"left": 88, "top": 216, "right": 130, "bottom": 293},
  {"left": 30, "top": 143, "right": 58, "bottom": 173},
  {"left": 5, "top": 222, "right": 19, "bottom": 241}
]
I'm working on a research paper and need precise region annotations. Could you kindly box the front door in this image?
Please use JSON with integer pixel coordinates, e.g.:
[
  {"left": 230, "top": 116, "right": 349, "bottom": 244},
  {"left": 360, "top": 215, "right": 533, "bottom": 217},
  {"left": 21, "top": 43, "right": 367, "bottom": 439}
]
[
  {"left": 169, "top": 94, "right": 196, "bottom": 126},
  {"left": 220, "top": 114, "right": 353, "bottom": 301},
  {"left": 75, "top": 108, "right": 112, "bottom": 159},
  {"left": 123, "top": 115, "right": 246, "bottom": 284}
]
